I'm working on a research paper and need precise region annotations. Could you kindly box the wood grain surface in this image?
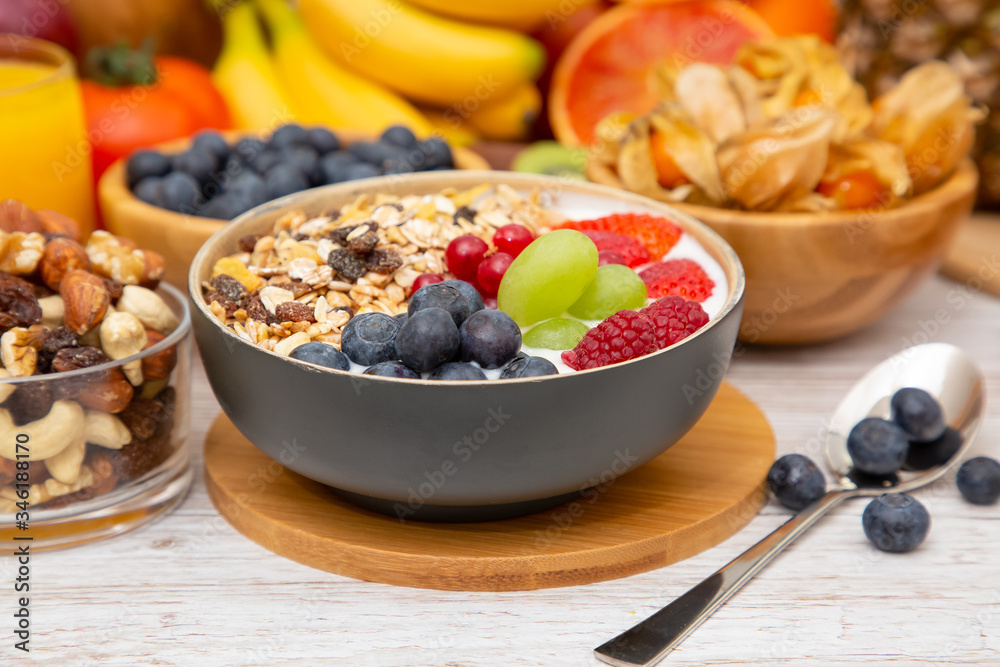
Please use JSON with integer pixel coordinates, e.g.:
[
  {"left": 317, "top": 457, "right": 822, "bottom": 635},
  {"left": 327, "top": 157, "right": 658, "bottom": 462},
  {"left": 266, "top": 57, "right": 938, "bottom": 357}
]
[
  {"left": 203, "top": 383, "right": 774, "bottom": 592},
  {"left": 941, "top": 213, "right": 1000, "bottom": 297}
]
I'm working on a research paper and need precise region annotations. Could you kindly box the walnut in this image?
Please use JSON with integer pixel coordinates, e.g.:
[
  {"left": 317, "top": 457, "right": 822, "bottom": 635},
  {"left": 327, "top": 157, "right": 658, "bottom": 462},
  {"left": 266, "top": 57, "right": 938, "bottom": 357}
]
[
  {"left": 0, "top": 231, "right": 46, "bottom": 275},
  {"left": 85, "top": 231, "right": 146, "bottom": 284}
]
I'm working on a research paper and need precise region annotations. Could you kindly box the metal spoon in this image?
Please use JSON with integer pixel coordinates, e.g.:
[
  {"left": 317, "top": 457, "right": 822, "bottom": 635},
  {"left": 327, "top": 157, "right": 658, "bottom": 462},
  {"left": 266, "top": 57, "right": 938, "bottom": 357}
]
[{"left": 594, "top": 342, "right": 985, "bottom": 667}]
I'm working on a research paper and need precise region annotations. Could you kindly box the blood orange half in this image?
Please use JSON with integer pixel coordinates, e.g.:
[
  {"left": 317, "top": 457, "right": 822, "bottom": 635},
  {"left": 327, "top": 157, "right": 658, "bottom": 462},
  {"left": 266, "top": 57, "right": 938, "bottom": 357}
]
[{"left": 549, "top": 0, "right": 772, "bottom": 145}]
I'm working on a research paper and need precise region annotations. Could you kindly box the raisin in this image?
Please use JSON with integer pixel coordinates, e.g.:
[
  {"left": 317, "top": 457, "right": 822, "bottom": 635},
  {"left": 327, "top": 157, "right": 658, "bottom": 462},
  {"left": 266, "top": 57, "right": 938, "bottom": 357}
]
[
  {"left": 205, "top": 290, "right": 239, "bottom": 317},
  {"left": 364, "top": 248, "right": 403, "bottom": 274},
  {"left": 103, "top": 278, "right": 124, "bottom": 300},
  {"left": 245, "top": 296, "right": 278, "bottom": 324},
  {"left": 333, "top": 306, "right": 355, "bottom": 318},
  {"left": 29, "top": 282, "right": 55, "bottom": 299},
  {"left": 2, "top": 381, "right": 54, "bottom": 426},
  {"left": 346, "top": 229, "right": 379, "bottom": 255},
  {"left": 51, "top": 345, "right": 109, "bottom": 372},
  {"left": 454, "top": 206, "right": 477, "bottom": 224},
  {"left": 118, "top": 398, "right": 167, "bottom": 440},
  {"left": 275, "top": 301, "right": 316, "bottom": 323},
  {"left": 209, "top": 274, "right": 249, "bottom": 305},
  {"left": 0, "top": 274, "right": 41, "bottom": 333},
  {"left": 111, "top": 419, "right": 173, "bottom": 480},
  {"left": 238, "top": 234, "right": 264, "bottom": 253},
  {"left": 37, "top": 326, "right": 79, "bottom": 373},
  {"left": 327, "top": 249, "right": 366, "bottom": 281},
  {"left": 0, "top": 458, "right": 49, "bottom": 487},
  {"left": 42, "top": 447, "right": 117, "bottom": 509},
  {"left": 293, "top": 232, "right": 310, "bottom": 242},
  {"left": 327, "top": 224, "right": 358, "bottom": 246}
]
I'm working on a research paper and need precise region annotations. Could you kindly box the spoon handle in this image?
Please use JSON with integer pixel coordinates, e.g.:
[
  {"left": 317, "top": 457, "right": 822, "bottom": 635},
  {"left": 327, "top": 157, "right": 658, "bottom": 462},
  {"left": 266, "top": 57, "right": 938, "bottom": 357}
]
[{"left": 594, "top": 490, "right": 848, "bottom": 667}]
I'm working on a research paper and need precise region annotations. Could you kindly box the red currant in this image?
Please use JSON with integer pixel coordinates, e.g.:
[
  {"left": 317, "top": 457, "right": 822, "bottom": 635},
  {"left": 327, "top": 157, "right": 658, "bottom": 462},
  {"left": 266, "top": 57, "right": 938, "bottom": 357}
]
[
  {"left": 476, "top": 252, "right": 514, "bottom": 295},
  {"left": 445, "top": 235, "right": 488, "bottom": 280},
  {"left": 598, "top": 250, "right": 627, "bottom": 266},
  {"left": 483, "top": 295, "right": 498, "bottom": 310},
  {"left": 411, "top": 273, "right": 444, "bottom": 293},
  {"left": 493, "top": 224, "right": 534, "bottom": 258}
]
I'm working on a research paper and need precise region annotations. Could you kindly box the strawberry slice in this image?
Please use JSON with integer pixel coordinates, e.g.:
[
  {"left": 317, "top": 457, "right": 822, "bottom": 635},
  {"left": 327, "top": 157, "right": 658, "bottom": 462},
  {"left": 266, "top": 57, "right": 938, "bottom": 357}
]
[
  {"left": 639, "top": 259, "right": 714, "bottom": 301},
  {"left": 578, "top": 230, "right": 650, "bottom": 268},
  {"left": 557, "top": 212, "right": 683, "bottom": 258}
]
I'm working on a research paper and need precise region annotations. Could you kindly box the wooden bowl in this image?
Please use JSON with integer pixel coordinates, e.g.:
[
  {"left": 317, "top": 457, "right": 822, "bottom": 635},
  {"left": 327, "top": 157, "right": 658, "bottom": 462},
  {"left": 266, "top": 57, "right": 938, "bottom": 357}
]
[
  {"left": 588, "top": 160, "right": 979, "bottom": 344},
  {"left": 98, "top": 131, "right": 491, "bottom": 288}
]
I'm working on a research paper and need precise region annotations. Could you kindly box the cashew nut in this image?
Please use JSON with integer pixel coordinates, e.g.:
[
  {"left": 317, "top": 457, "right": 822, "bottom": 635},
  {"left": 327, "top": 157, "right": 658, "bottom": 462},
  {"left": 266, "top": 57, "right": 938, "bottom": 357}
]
[
  {"left": 0, "top": 400, "right": 85, "bottom": 461},
  {"left": 0, "top": 369, "right": 14, "bottom": 403},
  {"left": 0, "top": 328, "right": 37, "bottom": 377},
  {"left": 38, "top": 294, "right": 65, "bottom": 328},
  {"left": 99, "top": 311, "right": 148, "bottom": 385},
  {"left": 44, "top": 436, "right": 85, "bottom": 485},
  {"left": 84, "top": 410, "right": 131, "bottom": 449},
  {"left": 118, "top": 285, "right": 179, "bottom": 334},
  {"left": 0, "top": 465, "right": 94, "bottom": 507}
]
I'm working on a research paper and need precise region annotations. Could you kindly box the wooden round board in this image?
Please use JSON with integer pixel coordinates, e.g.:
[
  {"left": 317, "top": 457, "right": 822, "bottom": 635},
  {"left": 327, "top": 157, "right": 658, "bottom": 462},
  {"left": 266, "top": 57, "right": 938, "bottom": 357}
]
[{"left": 204, "top": 382, "right": 775, "bottom": 592}]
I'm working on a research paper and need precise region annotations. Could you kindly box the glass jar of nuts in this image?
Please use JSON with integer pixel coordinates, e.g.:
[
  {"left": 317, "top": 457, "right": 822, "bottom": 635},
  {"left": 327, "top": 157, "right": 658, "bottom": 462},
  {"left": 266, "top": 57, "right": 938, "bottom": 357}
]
[{"left": 0, "top": 200, "right": 191, "bottom": 549}]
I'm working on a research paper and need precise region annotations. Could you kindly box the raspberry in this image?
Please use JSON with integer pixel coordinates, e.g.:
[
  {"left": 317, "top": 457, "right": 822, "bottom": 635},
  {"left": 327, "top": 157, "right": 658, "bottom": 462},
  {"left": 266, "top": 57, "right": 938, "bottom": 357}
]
[
  {"left": 561, "top": 310, "right": 656, "bottom": 371},
  {"left": 577, "top": 230, "right": 651, "bottom": 268},
  {"left": 557, "top": 213, "right": 682, "bottom": 258},
  {"left": 641, "top": 296, "right": 710, "bottom": 349},
  {"left": 639, "top": 259, "right": 714, "bottom": 301}
]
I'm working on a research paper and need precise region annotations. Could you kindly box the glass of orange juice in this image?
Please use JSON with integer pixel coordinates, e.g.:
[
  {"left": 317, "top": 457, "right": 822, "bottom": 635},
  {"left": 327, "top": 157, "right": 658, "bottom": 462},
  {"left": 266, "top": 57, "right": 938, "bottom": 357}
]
[{"left": 0, "top": 34, "right": 94, "bottom": 234}]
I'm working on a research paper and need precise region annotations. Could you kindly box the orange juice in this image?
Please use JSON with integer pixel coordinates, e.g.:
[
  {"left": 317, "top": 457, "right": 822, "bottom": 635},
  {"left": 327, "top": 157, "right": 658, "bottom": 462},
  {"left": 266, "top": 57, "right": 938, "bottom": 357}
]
[{"left": 0, "top": 37, "right": 94, "bottom": 234}]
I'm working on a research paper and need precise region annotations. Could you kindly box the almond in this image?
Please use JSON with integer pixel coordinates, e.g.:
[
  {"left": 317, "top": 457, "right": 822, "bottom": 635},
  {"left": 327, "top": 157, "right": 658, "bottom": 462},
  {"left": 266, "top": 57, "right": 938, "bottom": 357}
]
[
  {"left": 0, "top": 200, "right": 42, "bottom": 233},
  {"left": 36, "top": 209, "right": 81, "bottom": 242},
  {"left": 77, "top": 367, "right": 134, "bottom": 413},
  {"left": 40, "top": 237, "right": 91, "bottom": 290},
  {"left": 59, "top": 269, "right": 110, "bottom": 334},
  {"left": 141, "top": 330, "right": 177, "bottom": 380},
  {"left": 139, "top": 250, "right": 166, "bottom": 289}
]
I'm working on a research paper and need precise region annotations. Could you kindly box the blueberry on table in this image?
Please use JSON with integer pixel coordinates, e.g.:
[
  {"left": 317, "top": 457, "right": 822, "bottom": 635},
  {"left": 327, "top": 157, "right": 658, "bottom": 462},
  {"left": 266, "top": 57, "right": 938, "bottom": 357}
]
[
  {"left": 381, "top": 124, "right": 419, "bottom": 150},
  {"left": 956, "top": 456, "right": 1000, "bottom": 505},
  {"left": 127, "top": 150, "right": 171, "bottom": 188},
  {"left": 264, "top": 165, "right": 309, "bottom": 200},
  {"left": 395, "top": 308, "right": 460, "bottom": 373},
  {"left": 268, "top": 123, "right": 310, "bottom": 151},
  {"left": 766, "top": 453, "right": 827, "bottom": 511},
  {"left": 191, "top": 131, "right": 230, "bottom": 163},
  {"left": 499, "top": 354, "right": 558, "bottom": 379},
  {"left": 159, "top": 172, "right": 201, "bottom": 214},
  {"left": 307, "top": 126, "right": 340, "bottom": 154},
  {"left": 891, "top": 387, "right": 946, "bottom": 442},
  {"left": 419, "top": 137, "right": 454, "bottom": 169},
  {"left": 133, "top": 177, "right": 164, "bottom": 207},
  {"left": 288, "top": 341, "right": 350, "bottom": 371},
  {"left": 363, "top": 361, "right": 420, "bottom": 379},
  {"left": 344, "top": 162, "right": 382, "bottom": 181},
  {"left": 173, "top": 147, "right": 218, "bottom": 186},
  {"left": 438, "top": 280, "right": 484, "bottom": 314},
  {"left": 847, "top": 417, "right": 909, "bottom": 475},
  {"left": 319, "top": 152, "right": 357, "bottom": 184},
  {"left": 340, "top": 312, "right": 401, "bottom": 366},
  {"left": 459, "top": 310, "right": 521, "bottom": 369},
  {"left": 408, "top": 283, "right": 471, "bottom": 327},
  {"left": 862, "top": 493, "right": 930, "bottom": 553},
  {"left": 428, "top": 362, "right": 487, "bottom": 381}
]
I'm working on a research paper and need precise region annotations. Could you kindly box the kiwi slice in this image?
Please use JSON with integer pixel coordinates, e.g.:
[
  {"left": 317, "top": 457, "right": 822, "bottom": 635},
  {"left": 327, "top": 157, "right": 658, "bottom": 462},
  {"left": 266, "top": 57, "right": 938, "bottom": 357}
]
[{"left": 512, "top": 141, "right": 587, "bottom": 180}]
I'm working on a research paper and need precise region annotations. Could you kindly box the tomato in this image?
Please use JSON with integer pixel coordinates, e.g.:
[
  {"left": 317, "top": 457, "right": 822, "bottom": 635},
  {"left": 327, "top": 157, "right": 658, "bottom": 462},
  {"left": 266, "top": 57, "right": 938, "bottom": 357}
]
[
  {"left": 817, "top": 170, "right": 886, "bottom": 210},
  {"left": 82, "top": 51, "right": 231, "bottom": 179},
  {"left": 649, "top": 130, "right": 690, "bottom": 188}
]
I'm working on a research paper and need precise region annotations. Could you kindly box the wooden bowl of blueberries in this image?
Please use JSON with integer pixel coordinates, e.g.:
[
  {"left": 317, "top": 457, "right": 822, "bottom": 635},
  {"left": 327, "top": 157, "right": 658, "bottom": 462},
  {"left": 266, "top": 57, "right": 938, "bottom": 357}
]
[{"left": 98, "top": 124, "right": 490, "bottom": 287}]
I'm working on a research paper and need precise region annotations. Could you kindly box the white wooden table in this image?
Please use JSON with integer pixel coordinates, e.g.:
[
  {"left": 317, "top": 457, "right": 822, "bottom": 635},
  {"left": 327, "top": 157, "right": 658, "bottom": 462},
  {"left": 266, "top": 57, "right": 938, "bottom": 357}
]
[{"left": 6, "top": 274, "right": 1000, "bottom": 666}]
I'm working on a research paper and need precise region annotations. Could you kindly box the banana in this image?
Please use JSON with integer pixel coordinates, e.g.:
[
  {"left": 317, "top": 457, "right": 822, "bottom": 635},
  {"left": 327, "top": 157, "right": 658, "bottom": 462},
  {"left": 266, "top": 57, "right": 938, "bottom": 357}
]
[
  {"left": 298, "top": 0, "right": 546, "bottom": 107},
  {"left": 255, "top": 0, "right": 430, "bottom": 135},
  {"left": 211, "top": 1, "right": 298, "bottom": 131},
  {"left": 463, "top": 82, "right": 542, "bottom": 142},
  {"left": 416, "top": 106, "right": 481, "bottom": 147},
  {"left": 406, "top": 0, "right": 592, "bottom": 31}
]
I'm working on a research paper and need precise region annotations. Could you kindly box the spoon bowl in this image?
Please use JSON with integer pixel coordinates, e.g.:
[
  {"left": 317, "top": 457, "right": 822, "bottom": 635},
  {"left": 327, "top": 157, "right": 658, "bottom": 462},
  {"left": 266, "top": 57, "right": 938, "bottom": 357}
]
[{"left": 595, "top": 343, "right": 985, "bottom": 667}]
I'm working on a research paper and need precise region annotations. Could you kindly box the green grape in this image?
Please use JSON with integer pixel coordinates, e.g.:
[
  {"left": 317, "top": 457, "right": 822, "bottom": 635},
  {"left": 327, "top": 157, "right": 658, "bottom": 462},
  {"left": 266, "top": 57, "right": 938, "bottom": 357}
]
[
  {"left": 523, "top": 318, "right": 591, "bottom": 351},
  {"left": 497, "top": 230, "right": 598, "bottom": 326},
  {"left": 568, "top": 264, "right": 647, "bottom": 320}
]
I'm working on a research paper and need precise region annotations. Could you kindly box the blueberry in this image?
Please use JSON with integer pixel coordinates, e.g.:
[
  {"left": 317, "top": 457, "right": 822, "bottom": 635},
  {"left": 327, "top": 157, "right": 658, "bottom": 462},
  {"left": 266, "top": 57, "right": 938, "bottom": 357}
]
[
  {"left": 904, "top": 427, "right": 963, "bottom": 471},
  {"left": 382, "top": 158, "right": 415, "bottom": 175},
  {"left": 428, "top": 362, "right": 487, "bottom": 381},
  {"left": 159, "top": 172, "right": 201, "bottom": 214},
  {"left": 956, "top": 456, "right": 1000, "bottom": 505},
  {"left": 198, "top": 194, "right": 245, "bottom": 220},
  {"left": 269, "top": 123, "right": 310, "bottom": 151},
  {"left": 459, "top": 309, "right": 521, "bottom": 369},
  {"left": 381, "top": 124, "right": 419, "bottom": 149},
  {"left": 319, "top": 151, "right": 357, "bottom": 184},
  {"left": 418, "top": 137, "right": 453, "bottom": 169},
  {"left": 288, "top": 341, "right": 350, "bottom": 371},
  {"left": 191, "top": 131, "right": 230, "bottom": 163},
  {"left": 307, "top": 127, "right": 340, "bottom": 154},
  {"left": 264, "top": 165, "right": 310, "bottom": 200},
  {"left": 438, "top": 280, "right": 484, "bottom": 314},
  {"left": 251, "top": 149, "right": 283, "bottom": 174},
  {"left": 340, "top": 312, "right": 401, "bottom": 366},
  {"left": 847, "top": 418, "right": 909, "bottom": 476},
  {"left": 891, "top": 387, "right": 946, "bottom": 443},
  {"left": 344, "top": 162, "right": 382, "bottom": 181},
  {"left": 766, "top": 454, "right": 827, "bottom": 511},
  {"left": 862, "top": 493, "right": 930, "bottom": 553},
  {"left": 173, "top": 147, "right": 218, "bottom": 186},
  {"left": 499, "top": 354, "right": 558, "bottom": 379},
  {"left": 393, "top": 312, "right": 408, "bottom": 326},
  {"left": 127, "top": 150, "right": 171, "bottom": 188},
  {"left": 408, "top": 283, "right": 471, "bottom": 327},
  {"left": 233, "top": 137, "right": 267, "bottom": 165},
  {"left": 133, "top": 177, "right": 164, "bottom": 207},
  {"left": 225, "top": 172, "right": 270, "bottom": 208},
  {"left": 348, "top": 141, "right": 399, "bottom": 166},
  {"left": 363, "top": 361, "right": 420, "bottom": 379},
  {"left": 279, "top": 145, "right": 322, "bottom": 186},
  {"left": 395, "top": 308, "right": 460, "bottom": 372}
]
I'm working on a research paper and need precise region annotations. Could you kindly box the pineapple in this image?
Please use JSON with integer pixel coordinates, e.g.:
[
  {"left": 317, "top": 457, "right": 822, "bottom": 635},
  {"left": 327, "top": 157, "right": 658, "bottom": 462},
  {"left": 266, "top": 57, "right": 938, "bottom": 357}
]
[{"left": 838, "top": 0, "right": 1000, "bottom": 207}]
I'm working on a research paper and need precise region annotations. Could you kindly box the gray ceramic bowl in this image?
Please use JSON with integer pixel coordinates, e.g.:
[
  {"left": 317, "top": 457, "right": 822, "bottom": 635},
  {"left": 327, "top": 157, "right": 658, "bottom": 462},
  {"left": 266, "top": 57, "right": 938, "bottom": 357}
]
[{"left": 189, "top": 171, "right": 745, "bottom": 521}]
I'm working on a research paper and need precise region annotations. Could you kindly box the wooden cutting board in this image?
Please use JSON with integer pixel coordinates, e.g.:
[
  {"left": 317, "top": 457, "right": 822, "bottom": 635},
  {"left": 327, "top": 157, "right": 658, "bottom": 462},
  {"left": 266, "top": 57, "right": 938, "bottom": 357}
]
[
  {"left": 204, "top": 382, "right": 775, "bottom": 592},
  {"left": 941, "top": 213, "right": 1000, "bottom": 296}
]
